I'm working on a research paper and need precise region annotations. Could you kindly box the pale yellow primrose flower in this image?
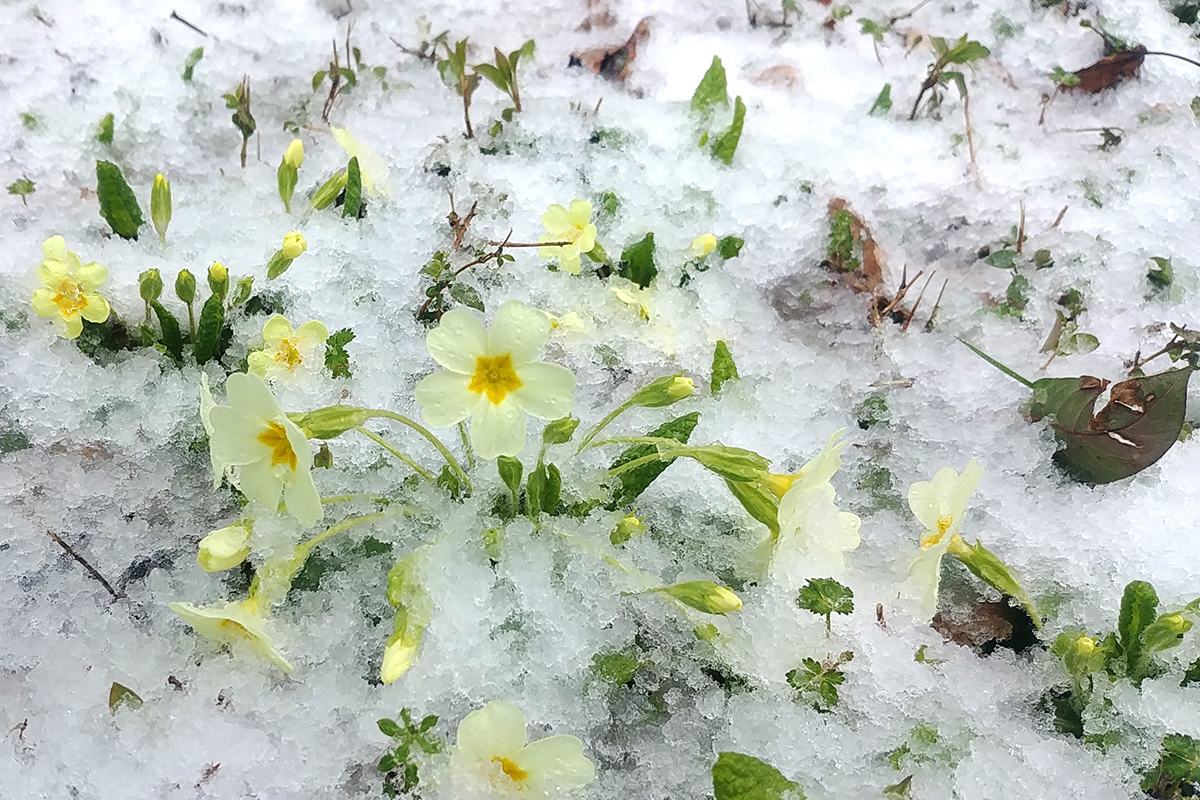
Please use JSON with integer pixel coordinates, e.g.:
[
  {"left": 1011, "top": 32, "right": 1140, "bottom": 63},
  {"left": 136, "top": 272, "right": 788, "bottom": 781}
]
[
  {"left": 330, "top": 126, "right": 390, "bottom": 196},
  {"left": 610, "top": 282, "right": 652, "bottom": 320},
  {"left": 247, "top": 315, "right": 329, "bottom": 382},
  {"left": 540, "top": 310, "right": 588, "bottom": 334},
  {"left": 907, "top": 459, "right": 983, "bottom": 617},
  {"left": 30, "top": 236, "right": 111, "bottom": 339},
  {"left": 200, "top": 374, "right": 233, "bottom": 490},
  {"left": 538, "top": 199, "right": 596, "bottom": 275},
  {"left": 451, "top": 701, "right": 595, "bottom": 798},
  {"left": 168, "top": 598, "right": 293, "bottom": 673},
  {"left": 415, "top": 301, "right": 576, "bottom": 460},
  {"left": 773, "top": 430, "right": 861, "bottom": 568},
  {"left": 283, "top": 138, "right": 304, "bottom": 169},
  {"left": 280, "top": 231, "right": 307, "bottom": 260},
  {"left": 691, "top": 233, "right": 717, "bottom": 258},
  {"left": 207, "top": 372, "right": 323, "bottom": 528},
  {"left": 198, "top": 523, "right": 252, "bottom": 572}
]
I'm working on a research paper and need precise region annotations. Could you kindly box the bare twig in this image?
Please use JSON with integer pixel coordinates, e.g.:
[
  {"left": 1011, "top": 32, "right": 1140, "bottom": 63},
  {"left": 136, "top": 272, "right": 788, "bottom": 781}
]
[
  {"left": 1016, "top": 201, "right": 1026, "bottom": 255},
  {"left": 45, "top": 529, "right": 124, "bottom": 600},
  {"left": 169, "top": 10, "right": 209, "bottom": 37},
  {"left": 889, "top": 0, "right": 934, "bottom": 26},
  {"left": 924, "top": 279, "right": 949, "bottom": 332},
  {"left": 903, "top": 271, "right": 938, "bottom": 332},
  {"left": 872, "top": 266, "right": 923, "bottom": 326},
  {"left": 1049, "top": 205, "right": 1069, "bottom": 230}
]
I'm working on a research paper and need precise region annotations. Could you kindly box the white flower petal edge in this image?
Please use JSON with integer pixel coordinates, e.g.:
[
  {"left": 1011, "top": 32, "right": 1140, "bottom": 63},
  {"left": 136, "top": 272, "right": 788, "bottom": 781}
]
[
  {"left": 471, "top": 398, "right": 527, "bottom": 460},
  {"left": 168, "top": 599, "right": 293, "bottom": 673}
]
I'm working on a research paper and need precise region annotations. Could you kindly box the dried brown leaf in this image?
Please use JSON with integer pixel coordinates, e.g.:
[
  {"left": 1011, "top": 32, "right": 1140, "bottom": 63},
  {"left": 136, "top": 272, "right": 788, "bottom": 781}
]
[
  {"left": 1068, "top": 45, "right": 1147, "bottom": 93},
  {"left": 827, "top": 198, "right": 884, "bottom": 294},
  {"left": 569, "top": 18, "right": 651, "bottom": 83},
  {"left": 750, "top": 64, "right": 802, "bottom": 89}
]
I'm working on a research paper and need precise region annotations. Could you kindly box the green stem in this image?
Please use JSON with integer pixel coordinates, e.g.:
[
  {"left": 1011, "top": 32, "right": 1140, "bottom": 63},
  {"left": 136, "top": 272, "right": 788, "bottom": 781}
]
[
  {"left": 295, "top": 510, "right": 390, "bottom": 561},
  {"left": 186, "top": 301, "right": 196, "bottom": 340},
  {"left": 321, "top": 493, "right": 391, "bottom": 505},
  {"left": 576, "top": 398, "right": 636, "bottom": 453},
  {"left": 458, "top": 421, "right": 476, "bottom": 471},
  {"left": 355, "top": 427, "right": 437, "bottom": 484},
  {"left": 957, "top": 337, "right": 1035, "bottom": 388},
  {"left": 554, "top": 531, "right": 634, "bottom": 575},
  {"left": 362, "top": 410, "right": 472, "bottom": 495},
  {"left": 607, "top": 449, "right": 692, "bottom": 477}
]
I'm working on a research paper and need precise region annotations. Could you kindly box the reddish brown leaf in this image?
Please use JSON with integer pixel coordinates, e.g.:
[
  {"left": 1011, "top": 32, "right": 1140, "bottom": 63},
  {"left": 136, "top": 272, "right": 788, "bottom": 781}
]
[
  {"left": 1068, "top": 45, "right": 1147, "bottom": 93},
  {"left": 569, "top": 18, "right": 651, "bottom": 83},
  {"left": 933, "top": 601, "right": 1038, "bottom": 656},
  {"left": 827, "top": 198, "right": 884, "bottom": 294}
]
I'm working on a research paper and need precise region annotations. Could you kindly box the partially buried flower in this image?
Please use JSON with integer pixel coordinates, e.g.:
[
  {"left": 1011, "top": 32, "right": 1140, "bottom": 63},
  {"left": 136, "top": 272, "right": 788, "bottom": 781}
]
[
  {"left": 538, "top": 199, "right": 596, "bottom": 275},
  {"left": 415, "top": 301, "right": 576, "bottom": 459},
  {"left": 771, "top": 430, "right": 861, "bottom": 568},
  {"left": 907, "top": 459, "right": 983, "bottom": 617},
  {"left": 691, "top": 233, "right": 717, "bottom": 258},
  {"left": 331, "top": 126, "right": 390, "bottom": 196},
  {"left": 199, "top": 373, "right": 233, "bottom": 490},
  {"left": 247, "top": 315, "right": 329, "bottom": 382},
  {"left": 207, "top": 372, "right": 323, "bottom": 527},
  {"left": 30, "top": 235, "right": 111, "bottom": 339},
  {"left": 451, "top": 701, "right": 595, "bottom": 798},
  {"left": 198, "top": 523, "right": 252, "bottom": 572},
  {"left": 168, "top": 597, "right": 292, "bottom": 673}
]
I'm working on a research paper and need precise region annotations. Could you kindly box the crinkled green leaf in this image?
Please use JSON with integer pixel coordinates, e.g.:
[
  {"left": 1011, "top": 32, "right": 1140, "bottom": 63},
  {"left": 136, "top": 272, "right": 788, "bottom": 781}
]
[
  {"left": 711, "top": 340, "right": 739, "bottom": 393},
  {"left": 710, "top": 96, "right": 746, "bottom": 166},
  {"left": 608, "top": 412, "right": 699, "bottom": 508},
  {"left": 712, "top": 752, "right": 804, "bottom": 800},
  {"left": 691, "top": 55, "right": 729, "bottom": 115},
  {"left": 618, "top": 232, "right": 657, "bottom": 289},
  {"left": 96, "top": 160, "right": 144, "bottom": 240}
]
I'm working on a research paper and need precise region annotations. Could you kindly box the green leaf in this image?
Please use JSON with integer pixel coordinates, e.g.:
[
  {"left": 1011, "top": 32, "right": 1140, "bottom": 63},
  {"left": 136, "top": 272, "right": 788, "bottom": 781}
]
[
  {"left": 883, "top": 775, "right": 913, "bottom": 799},
  {"left": 618, "top": 232, "right": 657, "bottom": 289},
  {"left": 96, "top": 160, "right": 145, "bottom": 240},
  {"left": 378, "top": 718, "right": 403, "bottom": 738},
  {"left": 150, "top": 301, "right": 183, "bottom": 362},
  {"left": 1182, "top": 656, "right": 1200, "bottom": 687},
  {"left": 542, "top": 416, "right": 580, "bottom": 445},
  {"left": 497, "top": 456, "right": 523, "bottom": 504},
  {"left": 324, "top": 327, "right": 355, "bottom": 379},
  {"left": 947, "top": 39, "right": 990, "bottom": 63},
  {"left": 710, "top": 96, "right": 746, "bottom": 165},
  {"left": 312, "top": 70, "right": 328, "bottom": 91},
  {"left": 377, "top": 753, "right": 399, "bottom": 773},
  {"left": 951, "top": 539, "right": 1041, "bottom": 627},
  {"left": 608, "top": 412, "right": 700, "bottom": 508},
  {"left": 869, "top": 83, "right": 893, "bottom": 115},
  {"left": 591, "top": 651, "right": 644, "bottom": 685},
  {"left": 796, "top": 577, "right": 854, "bottom": 618},
  {"left": 182, "top": 47, "right": 204, "bottom": 81},
  {"left": 712, "top": 752, "right": 804, "bottom": 800},
  {"left": 1141, "top": 734, "right": 1200, "bottom": 793},
  {"left": 108, "top": 682, "right": 143, "bottom": 712},
  {"left": 342, "top": 156, "right": 363, "bottom": 219},
  {"left": 6, "top": 177, "right": 34, "bottom": 200},
  {"left": 192, "top": 294, "right": 226, "bottom": 364},
  {"left": 598, "top": 190, "right": 621, "bottom": 217},
  {"left": 690, "top": 55, "right": 729, "bottom": 115},
  {"left": 474, "top": 62, "right": 509, "bottom": 93},
  {"left": 449, "top": 282, "right": 485, "bottom": 312},
  {"left": 96, "top": 113, "right": 114, "bottom": 144},
  {"left": 711, "top": 340, "right": 740, "bottom": 393},
  {"left": 1148, "top": 256, "right": 1174, "bottom": 293},
  {"left": 20, "top": 112, "right": 38, "bottom": 130},
  {"left": 1028, "top": 368, "right": 1192, "bottom": 484},
  {"left": 437, "top": 464, "right": 461, "bottom": 499},
  {"left": 716, "top": 235, "right": 744, "bottom": 259},
  {"left": 1118, "top": 580, "right": 1159, "bottom": 675},
  {"left": 984, "top": 249, "right": 1018, "bottom": 269},
  {"left": 311, "top": 170, "right": 348, "bottom": 210},
  {"left": 859, "top": 18, "right": 888, "bottom": 40}
]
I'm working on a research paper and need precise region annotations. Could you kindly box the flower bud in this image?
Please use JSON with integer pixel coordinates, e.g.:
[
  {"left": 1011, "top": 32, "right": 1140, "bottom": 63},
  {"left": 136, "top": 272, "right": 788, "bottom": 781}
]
[
  {"left": 691, "top": 233, "right": 717, "bottom": 258},
  {"left": 542, "top": 415, "right": 580, "bottom": 445},
  {"left": 207, "top": 262, "right": 228, "bottom": 299},
  {"left": 658, "top": 580, "right": 742, "bottom": 615},
  {"left": 685, "top": 444, "right": 771, "bottom": 482},
  {"left": 174, "top": 269, "right": 196, "bottom": 304},
  {"left": 151, "top": 173, "right": 172, "bottom": 248},
  {"left": 311, "top": 170, "right": 348, "bottom": 210},
  {"left": 287, "top": 405, "right": 371, "bottom": 439},
  {"left": 283, "top": 139, "right": 304, "bottom": 169},
  {"left": 381, "top": 631, "right": 420, "bottom": 684},
  {"left": 198, "top": 523, "right": 251, "bottom": 572},
  {"left": 281, "top": 231, "right": 307, "bottom": 260},
  {"left": 630, "top": 373, "right": 695, "bottom": 408},
  {"left": 138, "top": 268, "right": 163, "bottom": 303}
]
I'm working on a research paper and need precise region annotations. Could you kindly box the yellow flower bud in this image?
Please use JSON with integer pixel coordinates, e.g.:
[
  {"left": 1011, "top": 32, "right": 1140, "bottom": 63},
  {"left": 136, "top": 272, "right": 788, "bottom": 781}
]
[
  {"left": 138, "top": 268, "right": 163, "bottom": 303},
  {"left": 381, "top": 632, "right": 420, "bottom": 684},
  {"left": 281, "top": 231, "right": 307, "bottom": 260},
  {"left": 283, "top": 139, "right": 304, "bottom": 169},
  {"left": 197, "top": 524, "right": 251, "bottom": 572},
  {"left": 207, "top": 261, "right": 228, "bottom": 299},
  {"left": 658, "top": 580, "right": 743, "bottom": 615},
  {"left": 287, "top": 406, "right": 371, "bottom": 439},
  {"left": 691, "top": 233, "right": 717, "bottom": 258},
  {"left": 611, "top": 512, "right": 648, "bottom": 545}
]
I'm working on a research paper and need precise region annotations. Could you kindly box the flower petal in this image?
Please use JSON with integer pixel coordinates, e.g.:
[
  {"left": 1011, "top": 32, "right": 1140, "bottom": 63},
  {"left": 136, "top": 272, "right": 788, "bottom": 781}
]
[
  {"left": 515, "top": 735, "right": 596, "bottom": 795},
  {"left": 208, "top": 406, "right": 271, "bottom": 465},
  {"left": 488, "top": 301, "right": 550, "bottom": 365},
  {"left": 60, "top": 314, "right": 83, "bottom": 339},
  {"left": 225, "top": 372, "right": 284, "bottom": 423},
  {"left": 427, "top": 309, "right": 487, "bottom": 374},
  {"left": 38, "top": 259, "right": 70, "bottom": 287},
  {"left": 31, "top": 288, "right": 57, "bottom": 318},
  {"left": 284, "top": 470, "right": 323, "bottom": 528},
  {"left": 247, "top": 351, "right": 274, "bottom": 377},
  {"left": 510, "top": 362, "right": 576, "bottom": 420},
  {"left": 455, "top": 701, "right": 527, "bottom": 762},
  {"left": 42, "top": 235, "right": 67, "bottom": 263},
  {"left": 295, "top": 320, "right": 329, "bottom": 344},
  {"left": 576, "top": 224, "right": 596, "bottom": 255},
  {"left": 261, "top": 315, "right": 293, "bottom": 344},
  {"left": 908, "top": 538, "right": 953, "bottom": 619},
  {"left": 415, "top": 370, "right": 479, "bottom": 427},
  {"left": 541, "top": 204, "right": 569, "bottom": 235},
  {"left": 566, "top": 199, "right": 593, "bottom": 229},
  {"left": 471, "top": 397, "right": 527, "bottom": 459},
  {"left": 80, "top": 293, "right": 110, "bottom": 323},
  {"left": 238, "top": 456, "right": 284, "bottom": 511},
  {"left": 76, "top": 261, "right": 107, "bottom": 291}
]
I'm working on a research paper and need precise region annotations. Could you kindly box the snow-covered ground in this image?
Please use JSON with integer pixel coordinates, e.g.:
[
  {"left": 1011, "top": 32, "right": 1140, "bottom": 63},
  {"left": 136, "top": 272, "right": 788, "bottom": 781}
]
[{"left": 4, "top": 0, "right": 1200, "bottom": 797}]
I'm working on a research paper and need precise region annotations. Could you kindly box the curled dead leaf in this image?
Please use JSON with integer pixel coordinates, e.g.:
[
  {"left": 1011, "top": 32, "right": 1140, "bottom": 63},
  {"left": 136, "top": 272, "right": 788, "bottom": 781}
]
[
  {"left": 1067, "top": 45, "right": 1147, "bottom": 93},
  {"left": 569, "top": 18, "right": 651, "bottom": 83},
  {"left": 750, "top": 64, "right": 802, "bottom": 89},
  {"left": 826, "top": 198, "right": 884, "bottom": 294}
]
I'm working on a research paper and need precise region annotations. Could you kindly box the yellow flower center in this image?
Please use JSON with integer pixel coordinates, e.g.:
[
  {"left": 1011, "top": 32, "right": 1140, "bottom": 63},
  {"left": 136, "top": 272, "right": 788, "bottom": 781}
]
[
  {"left": 493, "top": 756, "right": 528, "bottom": 782},
  {"left": 219, "top": 618, "right": 255, "bottom": 640},
  {"left": 274, "top": 337, "right": 303, "bottom": 370},
  {"left": 921, "top": 515, "right": 955, "bottom": 549},
  {"left": 53, "top": 279, "right": 88, "bottom": 317},
  {"left": 257, "top": 421, "right": 298, "bottom": 471},
  {"left": 469, "top": 354, "right": 523, "bottom": 405},
  {"left": 762, "top": 471, "right": 801, "bottom": 500}
]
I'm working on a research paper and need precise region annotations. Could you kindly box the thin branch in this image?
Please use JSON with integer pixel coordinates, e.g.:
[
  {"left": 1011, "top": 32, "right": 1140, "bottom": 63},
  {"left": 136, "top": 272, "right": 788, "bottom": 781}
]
[
  {"left": 903, "top": 270, "right": 938, "bottom": 332},
  {"left": 45, "top": 529, "right": 123, "bottom": 600},
  {"left": 924, "top": 279, "right": 949, "bottom": 331},
  {"left": 169, "top": 10, "right": 209, "bottom": 37},
  {"left": 889, "top": 0, "right": 934, "bottom": 26}
]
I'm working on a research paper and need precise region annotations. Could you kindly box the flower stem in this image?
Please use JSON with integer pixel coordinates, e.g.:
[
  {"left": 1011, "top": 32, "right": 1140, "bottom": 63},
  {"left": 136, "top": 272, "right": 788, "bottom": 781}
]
[
  {"left": 321, "top": 493, "right": 391, "bottom": 505},
  {"left": 355, "top": 427, "right": 437, "bottom": 484},
  {"left": 458, "top": 421, "right": 476, "bottom": 471},
  {"left": 360, "top": 410, "right": 473, "bottom": 494},
  {"left": 576, "top": 398, "right": 636, "bottom": 453}
]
